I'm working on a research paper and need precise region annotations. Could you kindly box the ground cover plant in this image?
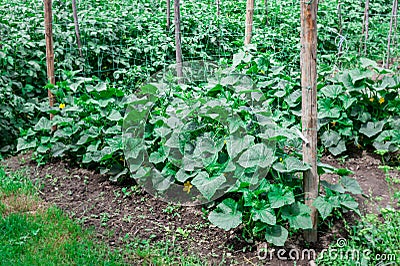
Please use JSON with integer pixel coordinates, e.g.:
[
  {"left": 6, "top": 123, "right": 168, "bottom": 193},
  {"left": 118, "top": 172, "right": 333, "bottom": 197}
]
[
  {"left": 0, "top": 166, "right": 127, "bottom": 265},
  {"left": 0, "top": 166, "right": 207, "bottom": 265},
  {"left": 1, "top": 0, "right": 400, "bottom": 264}
]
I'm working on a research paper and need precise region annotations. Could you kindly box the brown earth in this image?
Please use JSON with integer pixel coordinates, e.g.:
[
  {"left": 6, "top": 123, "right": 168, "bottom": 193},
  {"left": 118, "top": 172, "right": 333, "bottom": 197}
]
[{"left": 1, "top": 151, "right": 399, "bottom": 266}]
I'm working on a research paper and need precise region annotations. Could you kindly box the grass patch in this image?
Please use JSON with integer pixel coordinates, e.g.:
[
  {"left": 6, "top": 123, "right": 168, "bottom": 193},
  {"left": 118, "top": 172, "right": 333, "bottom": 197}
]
[
  {"left": 317, "top": 208, "right": 400, "bottom": 265},
  {"left": 0, "top": 166, "right": 129, "bottom": 265},
  {"left": 0, "top": 166, "right": 206, "bottom": 265},
  {"left": 123, "top": 237, "right": 207, "bottom": 266},
  {"left": 0, "top": 207, "right": 129, "bottom": 265}
]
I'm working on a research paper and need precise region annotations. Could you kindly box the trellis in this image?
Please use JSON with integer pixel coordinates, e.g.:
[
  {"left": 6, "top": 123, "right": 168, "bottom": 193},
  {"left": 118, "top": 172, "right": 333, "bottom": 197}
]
[{"left": 41, "top": 0, "right": 399, "bottom": 243}]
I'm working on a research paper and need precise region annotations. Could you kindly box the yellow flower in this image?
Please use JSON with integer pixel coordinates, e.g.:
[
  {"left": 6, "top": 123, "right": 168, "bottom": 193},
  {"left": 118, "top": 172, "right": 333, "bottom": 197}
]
[
  {"left": 119, "top": 156, "right": 124, "bottom": 161},
  {"left": 224, "top": 140, "right": 227, "bottom": 145},
  {"left": 260, "top": 70, "right": 265, "bottom": 74},
  {"left": 183, "top": 181, "right": 192, "bottom": 194},
  {"left": 369, "top": 97, "right": 374, "bottom": 102},
  {"left": 59, "top": 103, "right": 66, "bottom": 109},
  {"left": 331, "top": 121, "right": 336, "bottom": 127},
  {"left": 379, "top": 97, "right": 385, "bottom": 104},
  {"left": 279, "top": 157, "right": 283, "bottom": 162}
]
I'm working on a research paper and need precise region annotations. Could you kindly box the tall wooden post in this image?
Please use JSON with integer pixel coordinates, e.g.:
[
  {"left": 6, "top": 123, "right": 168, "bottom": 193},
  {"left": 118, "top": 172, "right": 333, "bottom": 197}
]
[
  {"left": 361, "top": 0, "right": 370, "bottom": 55},
  {"left": 72, "top": 0, "right": 83, "bottom": 57},
  {"left": 244, "top": 0, "right": 254, "bottom": 45},
  {"left": 44, "top": 0, "right": 56, "bottom": 126},
  {"left": 174, "top": 0, "right": 183, "bottom": 82},
  {"left": 337, "top": 0, "right": 343, "bottom": 57},
  {"left": 300, "top": 0, "right": 319, "bottom": 242},
  {"left": 167, "top": 0, "right": 171, "bottom": 31},
  {"left": 386, "top": 0, "right": 398, "bottom": 68},
  {"left": 216, "top": 0, "right": 220, "bottom": 16}
]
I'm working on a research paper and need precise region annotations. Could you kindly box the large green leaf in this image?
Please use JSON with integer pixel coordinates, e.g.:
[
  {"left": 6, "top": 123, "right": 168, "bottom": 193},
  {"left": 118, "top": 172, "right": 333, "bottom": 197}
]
[
  {"left": 268, "top": 187, "right": 295, "bottom": 209},
  {"left": 152, "top": 170, "right": 174, "bottom": 192},
  {"left": 348, "top": 69, "right": 373, "bottom": 85},
  {"left": 149, "top": 146, "right": 170, "bottom": 164},
  {"left": 192, "top": 172, "right": 226, "bottom": 200},
  {"left": 34, "top": 117, "right": 51, "bottom": 131},
  {"left": 328, "top": 140, "right": 346, "bottom": 156},
  {"left": 226, "top": 135, "right": 254, "bottom": 159},
  {"left": 175, "top": 169, "right": 197, "bottom": 183},
  {"left": 237, "top": 143, "right": 275, "bottom": 169},
  {"left": 321, "top": 180, "right": 346, "bottom": 193},
  {"left": 321, "top": 130, "right": 346, "bottom": 155},
  {"left": 318, "top": 99, "right": 341, "bottom": 119},
  {"left": 272, "top": 157, "right": 310, "bottom": 173},
  {"left": 265, "top": 225, "right": 288, "bottom": 246},
  {"left": 208, "top": 198, "right": 242, "bottom": 231},
  {"left": 281, "top": 202, "right": 312, "bottom": 229},
  {"left": 251, "top": 206, "right": 276, "bottom": 225},
  {"left": 339, "top": 194, "right": 360, "bottom": 216},
  {"left": 320, "top": 85, "right": 343, "bottom": 99},
  {"left": 108, "top": 110, "right": 122, "bottom": 121},
  {"left": 359, "top": 121, "right": 386, "bottom": 138},
  {"left": 16, "top": 138, "right": 37, "bottom": 152},
  {"left": 341, "top": 176, "right": 362, "bottom": 195},
  {"left": 313, "top": 196, "right": 334, "bottom": 220}
]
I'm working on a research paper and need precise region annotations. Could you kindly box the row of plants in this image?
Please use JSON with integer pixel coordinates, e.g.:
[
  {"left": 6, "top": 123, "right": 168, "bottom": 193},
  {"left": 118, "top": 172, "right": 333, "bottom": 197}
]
[
  {"left": 1, "top": 0, "right": 397, "bottom": 153},
  {"left": 2, "top": 0, "right": 399, "bottom": 247},
  {"left": 17, "top": 50, "right": 388, "bottom": 244}
]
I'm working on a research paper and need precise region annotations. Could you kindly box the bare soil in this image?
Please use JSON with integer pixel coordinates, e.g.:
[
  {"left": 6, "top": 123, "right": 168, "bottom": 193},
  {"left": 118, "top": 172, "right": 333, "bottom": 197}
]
[{"left": 2, "top": 151, "right": 399, "bottom": 265}]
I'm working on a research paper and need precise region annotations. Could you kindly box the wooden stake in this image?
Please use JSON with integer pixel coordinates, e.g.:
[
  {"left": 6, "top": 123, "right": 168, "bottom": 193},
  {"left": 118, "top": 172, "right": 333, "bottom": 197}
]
[
  {"left": 174, "top": 0, "right": 183, "bottom": 82},
  {"left": 386, "top": 0, "right": 398, "bottom": 68},
  {"left": 216, "top": 0, "right": 220, "bottom": 16},
  {"left": 244, "top": 0, "right": 254, "bottom": 45},
  {"left": 393, "top": 1, "right": 398, "bottom": 49},
  {"left": 362, "top": 0, "right": 370, "bottom": 55},
  {"left": 167, "top": 0, "right": 171, "bottom": 31},
  {"left": 44, "top": 0, "right": 56, "bottom": 129},
  {"left": 72, "top": 0, "right": 83, "bottom": 57},
  {"left": 300, "top": 0, "right": 319, "bottom": 242},
  {"left": 337, "top": 0, "right": 343, "bottom": 58}
]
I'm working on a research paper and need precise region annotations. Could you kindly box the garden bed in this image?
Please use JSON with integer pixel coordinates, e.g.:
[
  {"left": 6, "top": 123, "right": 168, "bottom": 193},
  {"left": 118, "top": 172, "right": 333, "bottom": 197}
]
[{"left": 3, "top": 152, "right": 398, "bottom": 265}]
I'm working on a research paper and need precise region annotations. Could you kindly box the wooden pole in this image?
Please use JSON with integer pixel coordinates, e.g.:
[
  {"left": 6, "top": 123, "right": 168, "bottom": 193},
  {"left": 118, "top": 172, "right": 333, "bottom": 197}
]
[
  {"left": 244, "top": 0, "right": 254, "bottom": 45},
  {"left": 72, "top": 0, "right": 83, "bottom": 57},
  {"left": 362, "top": 0, "right": 370, "bottom": 55},
  {"left": 337, "top": 0, "right": 342, "bottom": 57},
  {"left": 174, "top": 0, "right": 183, "bottom": 83},
  {"left": 264, "top": 0, "right": 269, "bottom": 25},
  {"left": 167, "top": 0, "right": 171, "bottom": 31},
  {"left": 386, "top": 0, "right": 398, "bottom": 68},
  {"left": 393, "top": 1, "right": 398, "bottom": 49},
  {"left": 300, "top": 0, "right": 319, "bottom": 242},
  {"left": 216, "top": 0, "right": 220, "bottom": 16},
  {"left": 44, "top": 0, "right": 56, "bottom": 128}
]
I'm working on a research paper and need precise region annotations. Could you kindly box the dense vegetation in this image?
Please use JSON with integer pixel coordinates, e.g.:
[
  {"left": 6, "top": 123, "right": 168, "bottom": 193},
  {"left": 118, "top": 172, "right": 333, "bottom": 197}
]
[{"left": 1, "top": 0, "right": 399, "bottom": 247}]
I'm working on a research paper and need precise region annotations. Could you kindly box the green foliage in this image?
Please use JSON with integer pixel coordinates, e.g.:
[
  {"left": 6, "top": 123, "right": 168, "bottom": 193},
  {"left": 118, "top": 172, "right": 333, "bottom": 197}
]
[
  {"left": 317, "top": 209, "right": 400, "bottom": 265},
  {"left": 319, "top": 59, "right": 400, "bottom": 156},
  {"left": 2, "top": 0, "right": 398, "bottom": 248},
  {"left": 0, "top": 86, "right": 37, "bottom": 153},
  {"left": 17, "top": 73, "right": 126, "bottom": 178},
  {"left": 0, "top": 168, "right": 205, "bottom": 265}
]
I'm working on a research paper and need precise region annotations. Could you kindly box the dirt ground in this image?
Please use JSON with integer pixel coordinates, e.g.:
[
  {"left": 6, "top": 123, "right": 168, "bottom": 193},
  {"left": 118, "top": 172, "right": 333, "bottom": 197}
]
[{"left": 2, "top": 151, "right": 399, "bottom": 266}]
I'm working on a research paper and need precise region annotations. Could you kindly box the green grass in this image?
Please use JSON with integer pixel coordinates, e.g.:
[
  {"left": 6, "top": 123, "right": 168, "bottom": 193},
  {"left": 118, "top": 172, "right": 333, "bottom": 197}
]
[
  {"left": 0, "top": 167, "right": 205, "bottom": 266},
  {"left": 317, "top": 207, "right": 400, "bottom": 265},
  {"left": 0, "top": 167, "right": 129, "bottom": 265}
]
